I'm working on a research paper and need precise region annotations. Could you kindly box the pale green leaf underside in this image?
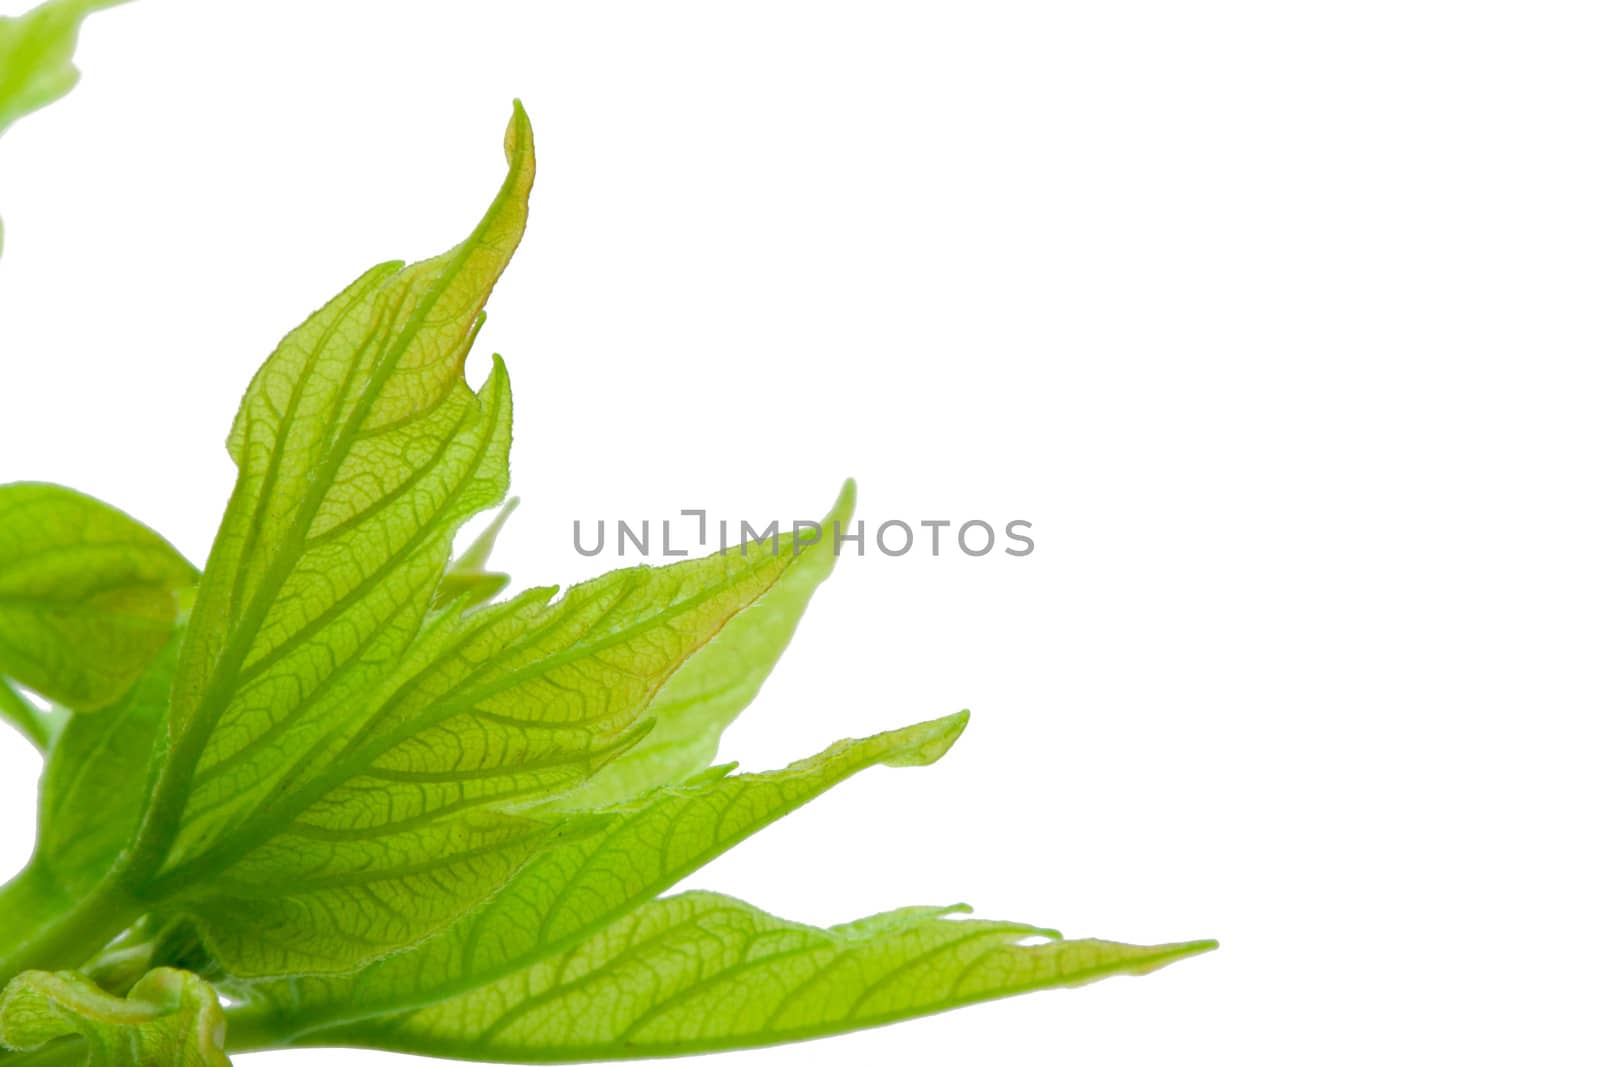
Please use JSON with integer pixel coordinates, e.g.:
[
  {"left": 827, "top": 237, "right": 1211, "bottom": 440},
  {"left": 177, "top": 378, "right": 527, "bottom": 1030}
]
[
  {"left": 0, "top": 482, "right": 194, "bottom": 712},
  {"left": 309, "top": 891, "right": 1214, "bottom": 1062},
  {"left": 225, "top": 714, "right": 969, "bottom": 1038},
  {"left": 0, "top": 967, "right": 228, "bottom": 1065}
]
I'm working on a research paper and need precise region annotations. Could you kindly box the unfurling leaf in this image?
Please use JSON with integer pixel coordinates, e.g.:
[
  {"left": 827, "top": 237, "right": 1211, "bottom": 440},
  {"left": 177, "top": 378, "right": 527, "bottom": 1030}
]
[
  {"left": 0, "top": 482, "right": 194, "bottom": 713},
  {"left": 0, "top": 967, "right": 228, "bottom": 1065}
]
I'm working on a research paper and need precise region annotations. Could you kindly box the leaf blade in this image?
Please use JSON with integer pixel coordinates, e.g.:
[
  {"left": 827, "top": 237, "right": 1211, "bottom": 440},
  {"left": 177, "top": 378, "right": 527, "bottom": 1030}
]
[
  {"left": 156, "top": 106, "right": 536, "bottom": 869},
  {"left": 0, "top": 482, "right": 194, "bottom": 712},
  {"left": 92, "top": 107, "right": 541, "bottom": 979},
  {"left": 308, "top": 892, "right": 1214, "bottom": 1062}
]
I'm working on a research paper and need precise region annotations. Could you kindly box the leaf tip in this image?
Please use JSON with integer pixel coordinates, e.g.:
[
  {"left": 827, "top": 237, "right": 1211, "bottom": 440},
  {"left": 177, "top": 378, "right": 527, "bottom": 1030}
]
[
  {"left": 820, "top": 479, "right": 857, "bottom": 535},
  {"left": 1130, "top": 937, "right": 1220, "bottom": 976},
  {"left": 883, "top": 710, "right": 969, "bottom": 768},
  {"left": 505, "top": 99, "right": 535, "bottom": 178},
  {"left": 487, "top": 350, "right": 511, "bottom": 384}
]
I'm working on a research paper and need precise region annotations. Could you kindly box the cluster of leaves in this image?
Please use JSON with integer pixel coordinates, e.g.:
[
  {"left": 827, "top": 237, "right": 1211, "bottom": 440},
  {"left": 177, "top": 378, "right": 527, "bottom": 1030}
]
[{"left": 0, "top": 65, "right": 1213, "bottom": 1067}]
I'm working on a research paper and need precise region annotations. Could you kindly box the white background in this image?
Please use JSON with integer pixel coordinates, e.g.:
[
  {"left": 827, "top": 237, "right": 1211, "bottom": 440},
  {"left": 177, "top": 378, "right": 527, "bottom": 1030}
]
[{"left": 2, "top": 1, "right": 1598, "bottom": 1063}]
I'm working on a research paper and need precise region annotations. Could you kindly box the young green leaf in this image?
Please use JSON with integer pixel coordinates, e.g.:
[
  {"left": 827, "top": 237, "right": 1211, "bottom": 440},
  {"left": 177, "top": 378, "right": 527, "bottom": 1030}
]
[
  {"left": 0, "top": 482, "right": 195, "bottom": 713},
  {"left": 221, "top": 714, "right": 970, "bottom": 1038},
  {"left": 100, "top": 104, "right": 539, "bottom": 976},
  {"left": 293, "top": 891, "right": 1214, "bottom": 1062},
  {"left": 0, "top": 0, "right": 130, "bottom": 252},
  {"left": 158, "top": 216, "right": 526, "bottom": 866},
  {"left": 0, "top": 967, "right": 228, "bottom": 1065}
]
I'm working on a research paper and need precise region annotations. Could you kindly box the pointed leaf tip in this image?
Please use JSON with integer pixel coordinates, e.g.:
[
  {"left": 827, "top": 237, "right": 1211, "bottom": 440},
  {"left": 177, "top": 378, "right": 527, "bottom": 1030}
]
[
  {"left": 881, "top": 710, "right": 969, "bottom": 767},
  {"left": 1120, "top": 938, "right": 1220, "bottom": 977},
  {"left": 504, "top": 100, "right": 535, "bottom": 179},
  {"left": 835, "top": 477, "right": 858, "bottom": 517}
]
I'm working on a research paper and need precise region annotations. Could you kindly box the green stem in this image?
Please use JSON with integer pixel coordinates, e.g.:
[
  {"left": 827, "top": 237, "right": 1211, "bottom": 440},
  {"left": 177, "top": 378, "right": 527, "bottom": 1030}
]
[{"left": 0, "top": 864, "right": 142, "bottom": 989}]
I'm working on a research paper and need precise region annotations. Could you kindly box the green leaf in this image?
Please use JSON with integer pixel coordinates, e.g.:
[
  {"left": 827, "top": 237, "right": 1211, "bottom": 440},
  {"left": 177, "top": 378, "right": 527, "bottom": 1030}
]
[
  {"left": 223, "top": 714, "right": 969, "bottom": 1038},
  {"left": 0, "top": 482, "right": 195, "bottom": 713},
  {"left": 0, "top": 967, "right": 228, "bottom": 1065},
  {"left": 564, "top": 479, "right": 857, "bottom": 809},
  {"left": 160, "top": 169, "right": 530, "bottom": 864},
  {"left": 0, "top": 0, "right": 124, "bottom": 136},
  {"left": 301, "top": 891, "right": 1214, "bottom": 1062},
  {"left": 35, "top": 630, "right": 179, "bottom": 895},
  {"left": 118, "top": 104, "right": 538, "bottom": 975},
  {"left": 0, "top": 0, "right": 130, "bottom": 253}
]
